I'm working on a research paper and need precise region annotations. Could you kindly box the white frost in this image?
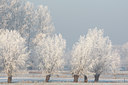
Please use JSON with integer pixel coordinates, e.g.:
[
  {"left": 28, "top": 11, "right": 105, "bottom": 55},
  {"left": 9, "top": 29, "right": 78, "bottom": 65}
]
[{"left": 0, "top": 29, "right": 28, "bottom": 77}]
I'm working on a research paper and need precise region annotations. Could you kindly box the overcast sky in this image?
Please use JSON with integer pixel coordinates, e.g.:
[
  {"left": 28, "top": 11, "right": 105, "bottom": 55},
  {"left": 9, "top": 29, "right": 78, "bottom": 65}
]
[{"left": 28, "top": 0, "right": 128, "bottom": 49}]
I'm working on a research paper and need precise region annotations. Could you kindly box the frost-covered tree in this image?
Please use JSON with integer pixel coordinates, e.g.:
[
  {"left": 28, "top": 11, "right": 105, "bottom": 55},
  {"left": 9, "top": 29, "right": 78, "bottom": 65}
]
[
  {"left": 0, "top": 0, "right": 27, "bottom": 32},
  {"left": 28, "top": 5, "right": 54, "bottom": 70},
  {"left": 71, "top": 36, "right": 93, "bottom": 82},
  {"left": 33, "top": 33, "right": 66, "bottom": 82},
  {"left": 0, "top": 0, "right": 54, "bottom": 70},
  {"left": 71, "top": 28, "right": 120, "bottom": 82},
  {"left": 35, "top": 5, "right": 54, "bottom": 34},
  {"left": 0, "top": 29, "right": 28, "bottom": 83},
  {"left": 118, "top": 43, "right": 128, "bottom": 70},
  {"left": 86, "top": 28, "right": 120, "bottom": 82},
  {"left": 110, "top": 50, "right": 120, "bottom": 78},
  {"left": 0, "top": 0, "right": 54, "bottom": 35}
]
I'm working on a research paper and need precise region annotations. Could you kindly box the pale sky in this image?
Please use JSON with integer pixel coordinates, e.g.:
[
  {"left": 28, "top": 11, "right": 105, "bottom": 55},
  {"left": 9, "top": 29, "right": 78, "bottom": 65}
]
[{"left": 28, "top": 0, "right": 128, "bottom": 49}]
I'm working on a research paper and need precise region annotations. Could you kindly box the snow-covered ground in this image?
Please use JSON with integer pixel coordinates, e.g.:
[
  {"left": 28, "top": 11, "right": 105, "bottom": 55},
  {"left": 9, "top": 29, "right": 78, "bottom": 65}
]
[
  {"left": 1, "top": 71, "right": 128, "bottom": 84},
  {"left": 0, "top": 77, "right": 128, "bottom": 83},
  {"left": 1, "top": 82, "right": 128, "bottom": 85}
]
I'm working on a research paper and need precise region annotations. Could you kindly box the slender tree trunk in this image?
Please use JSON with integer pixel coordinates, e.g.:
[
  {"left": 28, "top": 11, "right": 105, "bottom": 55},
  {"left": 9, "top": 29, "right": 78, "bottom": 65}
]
[
  {"left": 94, "top": 74, "right": 100, "bottom": 82},
  {"left": 8, "top": 76, "right": 12, "bottom": 83},
  {"left": 45, "top": 75, "right": 51, "bottom": 82},
  {"left": 84, "top": 75, "right": 88, "bottom": 83},
  {"left": 74, "top": 75, "right": 79, "bottom": 82}
]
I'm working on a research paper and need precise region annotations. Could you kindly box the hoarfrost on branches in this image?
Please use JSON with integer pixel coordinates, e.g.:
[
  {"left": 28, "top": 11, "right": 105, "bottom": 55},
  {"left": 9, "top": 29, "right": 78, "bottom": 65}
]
[
  {"left": 71, "top": 28, "right": 120, "bottom": 82},
  {"left": 71, "top": 36, "right": 92, "bottom": 76},
  {"left": 86, "top": 28, "right": 120, "bottom": 82},
  {"left": 35, "top": 5, "right": 54, "bottom": 34},
  {"left": 34, "top": 33, "right": 66, "bottom": 75},
  {"left": 0, "top": 0, "right": 55, "bottom": 69},
  {"left": 0, "top": 0, "right": 54, "bottom": 35},
  {"left": 0, "top": 29, "right": 28, "bottom": 82}
]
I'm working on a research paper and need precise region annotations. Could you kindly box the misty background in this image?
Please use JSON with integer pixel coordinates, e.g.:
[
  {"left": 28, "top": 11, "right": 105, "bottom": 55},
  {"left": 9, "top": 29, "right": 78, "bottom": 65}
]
[{"left": 28, "top": 0, "right": 128, "bottom": 49}]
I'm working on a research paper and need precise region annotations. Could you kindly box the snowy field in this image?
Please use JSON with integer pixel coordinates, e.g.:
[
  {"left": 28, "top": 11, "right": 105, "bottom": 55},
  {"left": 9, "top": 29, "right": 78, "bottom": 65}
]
[
  {"left": 1, "top": 82, "right": 128, "bottom": 85},
  {"left": 1, "top": 71, "right": 128, "bottom": 84},
  {"left": 0, "top": 77, "right": 128, "bottom": 83},
  {"left": 0, "top": 78, "right": 128, "bottom": 85}
]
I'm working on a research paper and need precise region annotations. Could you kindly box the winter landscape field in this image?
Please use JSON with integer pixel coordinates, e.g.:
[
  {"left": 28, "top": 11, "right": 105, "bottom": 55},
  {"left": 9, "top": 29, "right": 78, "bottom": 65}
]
[
  {"left": 1, "top": 71, "right": 128, "bottom": 85},
  {"left": 0, "top": 0, "right": 128, "bottom": 85}
]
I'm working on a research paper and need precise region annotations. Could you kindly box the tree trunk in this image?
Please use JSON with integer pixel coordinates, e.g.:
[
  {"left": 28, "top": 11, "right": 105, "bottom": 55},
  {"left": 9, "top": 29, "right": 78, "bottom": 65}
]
[
  {"left": 94, "top": 74, "right": 100, "bottom": 82},
  {"left": 8, "top": 76, "right": 12, "bottom": 83},
  {"left": 74, "top": 75, "right": 79, "bottom": 82},
  {"left": 84, "top": 75, "right": 88, "bottom": 83},
  {"left": 45, "top": 75, "right": 51, "bottom": 82}
]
